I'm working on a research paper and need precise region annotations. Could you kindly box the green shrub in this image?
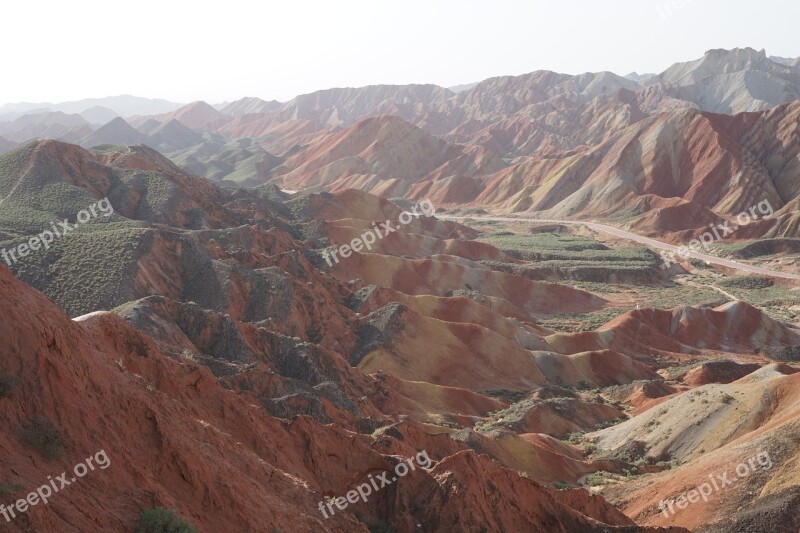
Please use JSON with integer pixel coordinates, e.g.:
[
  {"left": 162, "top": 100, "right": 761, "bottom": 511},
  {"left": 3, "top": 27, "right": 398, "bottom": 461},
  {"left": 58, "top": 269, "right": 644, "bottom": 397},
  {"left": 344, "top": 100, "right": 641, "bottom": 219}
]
[
  {"left": 0, "top": 483, "right": 23, "bottom": 497},
  {"left": 721, "top": 393, "right": 735, "bottom": 404},
  {"left": 369, "top": 522, "right": 394, "bottom": 533},
  {"left": 0, "top": 374, "right": 20, "bottom": 397},
  {"left": 566, "top": 431, "right": 585, "bottom": 444},
  {"left": 135, "top": 508, "right": 197, "bottom": 533},
  {"left": 25, "top": 418, "right": 65, "bottom": 459},
  {"left": 718, "top": 276, "right": 774, "bottom": 290},
  {"left": 585, "top": 472, "right": 610, "bottom": 486},
  {"left": 480, "top": 389, "right": 528, "bottom": 403}
]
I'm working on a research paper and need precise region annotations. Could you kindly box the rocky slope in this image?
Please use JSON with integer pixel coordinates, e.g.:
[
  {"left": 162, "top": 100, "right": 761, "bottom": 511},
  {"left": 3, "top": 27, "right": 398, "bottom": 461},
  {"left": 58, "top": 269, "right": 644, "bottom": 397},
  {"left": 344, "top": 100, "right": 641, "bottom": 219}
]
[
  {"left": 0, "top": 140, "right": 700, "bottom": 532},
  {"left": 3, "top": 45, "right": 800, "bottom": 530}
]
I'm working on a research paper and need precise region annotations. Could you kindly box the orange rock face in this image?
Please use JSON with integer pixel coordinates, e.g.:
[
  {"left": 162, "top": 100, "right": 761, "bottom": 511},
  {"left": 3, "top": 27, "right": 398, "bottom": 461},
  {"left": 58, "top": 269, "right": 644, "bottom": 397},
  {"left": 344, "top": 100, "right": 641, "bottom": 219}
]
[
  {"left": 0, "top": 141, "right": 696, "bottom": 532},
  {"left": 4, "top": 84, "right": 800, "bottom": 531}
]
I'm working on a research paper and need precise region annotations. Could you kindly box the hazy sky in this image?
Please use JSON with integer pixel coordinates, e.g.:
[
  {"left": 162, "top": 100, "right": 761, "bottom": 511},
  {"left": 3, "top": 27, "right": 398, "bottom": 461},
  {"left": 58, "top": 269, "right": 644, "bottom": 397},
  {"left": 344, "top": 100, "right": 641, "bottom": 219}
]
[{"left": 3, "top": 0, "right": 798, "bottom": 105}]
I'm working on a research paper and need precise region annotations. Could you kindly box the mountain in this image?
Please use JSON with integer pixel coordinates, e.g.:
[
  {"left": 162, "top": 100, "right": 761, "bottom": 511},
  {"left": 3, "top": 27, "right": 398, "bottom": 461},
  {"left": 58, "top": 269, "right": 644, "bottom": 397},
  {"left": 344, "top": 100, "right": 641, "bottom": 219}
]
[
  {"left": 217, "top": 116, "right": 328, "bottom": 152},
  {"left": 2, "top": 48, "right": 799, "bottom": 235},
  {"left": 272, "top": 115, "right": 503, "bottom": 191},
  {"left": 656, "top": 47, "right": 800, "bottom": 113},
  {"left": 624, "top": 72, "right": 657, "bottom": 85},
  {"left": 0, "top": 107, "right": 50, "bottom": 122},
  {"left": 661, "top": 48, "right": 782, "bottom": 86},
  {"left": 396, "top": 101, "right": 800, "bottom": 239},
  {"left": 79, "top": 105, "right": 119, "bottom": 125},
  {"left": 168, "top": 135, "right": 282, "bottom": 183},
  {"left": 448, "top": 81, "right": 479, "bottom": 93},
  {"left": 221, "top": 96, "right": 282, "bottom": 116},
  {"left": 143, "top": 118, "right": 205, "bottom": 152},
  {"left": 276, "top": 84, "right": 455, "bottom": 127},
  {"left": 0, "top": 111, "right": 90, "bottom": 143},
  {"left": 4, "top": 138, "right": 800, "bottom": 530},
  {"left": 152, "top": 101, "right": 231, "bottom": 130},
  {"left": 770, "top": 55, "right": 800, "bottom": 67},
  {"left": 79, "top": 117, "right": 147, "bottom": 147},
  {"left": 262, "top": 72, "right": 800, "bottom": 240},
  {"left": 0, "top": 135, "right": 15, "bottom": 154},
  {"left": 3, "top": 254, "right": 668, "bottom": 532},
  {"left": 6, "top": 48, "right": 800, "bottom": 188},
  {"left": 0, "top": 95, "right": 183, "bottom": 118},
  {"left": 0, "top": 139, "right": 704, "bottom": 532},
  {"left": 4, "top": 45, "right": 800, "bottom": 533},
  {"left": 444, "top": 85, "right": 650, "bottom": 157},
  {"left": 597, "top": 362, "right": 800, "bottom": 531},
  {"left": 230, "top": 49, "right": 800, "bottom": 159},
  {"left": 455, "top": 70, "right": 642, "bottom": 121}
]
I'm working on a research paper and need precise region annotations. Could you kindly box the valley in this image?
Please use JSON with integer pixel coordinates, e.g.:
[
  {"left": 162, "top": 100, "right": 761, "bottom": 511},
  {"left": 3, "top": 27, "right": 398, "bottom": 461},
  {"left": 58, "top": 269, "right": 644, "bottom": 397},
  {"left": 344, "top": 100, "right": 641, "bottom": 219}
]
[{"left": 1, "top": 40, "right": 800, "bottom": 532}]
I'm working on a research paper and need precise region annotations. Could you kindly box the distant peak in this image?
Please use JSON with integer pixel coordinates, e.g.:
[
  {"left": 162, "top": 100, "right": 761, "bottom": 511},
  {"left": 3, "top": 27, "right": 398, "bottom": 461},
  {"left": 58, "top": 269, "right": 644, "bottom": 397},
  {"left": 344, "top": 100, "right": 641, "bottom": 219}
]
[
  {"left": 184, "top": 100, "right": 216, "bottom": 109},
  {"left": 704, "top": 46, "right": 766, "bottom": 58}
]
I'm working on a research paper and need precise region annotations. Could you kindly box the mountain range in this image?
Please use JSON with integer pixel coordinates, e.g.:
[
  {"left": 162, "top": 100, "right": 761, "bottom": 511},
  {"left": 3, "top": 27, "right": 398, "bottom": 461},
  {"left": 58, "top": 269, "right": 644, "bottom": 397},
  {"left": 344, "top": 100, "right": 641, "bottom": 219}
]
[
  {"left": 2, "top": 50, "right": 799, "bottom": 237},
  {"left": 2, "top": 47, "right": 800, "bottom": 532}
]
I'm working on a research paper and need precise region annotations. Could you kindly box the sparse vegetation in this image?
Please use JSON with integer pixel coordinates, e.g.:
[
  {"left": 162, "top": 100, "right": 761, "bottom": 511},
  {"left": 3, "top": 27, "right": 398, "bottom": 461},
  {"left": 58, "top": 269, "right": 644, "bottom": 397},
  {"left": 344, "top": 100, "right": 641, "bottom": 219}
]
[
  {"left": 718, "top": 276, "right": 775, "bottom": 290},
  {"left": 765, "top": 345, "right": 800, "bottom": 362},
  {"left": 369, "top": 520, "right": 394, "bottom": 533},
  {"left": 661, "top": 357, "right": 728, "bottom": 380},
  {"left": 656, "top": 460, "right": 679, "bottom": 470},
  {"left": 25, "top": 417, "right": 65, "bottom": 459},
  {"left": 473, "top": 420, "right": 495, "bottom": 433},
  {"left": 721, "top": 393, "right": 735, "bottom": 404},
  {"left": 566, "top": 432, "right": 585, "bottom": 444},
  {"left": 135, "top": 508, "right": 197, "bottom": 533},
  {"left": 594, "top": 418, "right": 625, "bottom": 430},
  {"left": 703, "top": 273, "right": 800, "bottom": 322},
  {"left": 0, "top": 483, "right": 23, "bottom": 498},
  {"left": 723, "top": 238, "right": 800, "bottom": 259},
  {"left": 584, "top": 471, "right": 611, "bottom": 486},
  {"left": 475, "top": 230, "right": 660, "bottom": 283},
  {"left": 368, "top": 521, "right": 395, "bottom": 533},
  {"left": 481, "top": 389, "right": 528, "bottom": 403},
  {"left": 476, "top": 397, "right": 591, "bottom": 432},
  {"left": 538, "top": 308, "right": 627, "bottom": 333},
  {"left": 4, "top": 224, "right": 150, "bottom": 317},
  {"left": 0, "top": 373, "right": 21, "bottom": 397}
]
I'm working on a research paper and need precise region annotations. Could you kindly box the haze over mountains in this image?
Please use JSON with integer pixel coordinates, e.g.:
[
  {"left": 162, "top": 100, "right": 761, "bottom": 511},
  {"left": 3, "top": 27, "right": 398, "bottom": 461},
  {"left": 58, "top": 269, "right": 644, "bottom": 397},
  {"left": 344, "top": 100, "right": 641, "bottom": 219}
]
[
  {"left": 1, "top": 46, "right": 789, "bottom": 243},
  {"left": 3, "top": 45, "right": 800, "bottom": 532},
  {"left": 3, "top": 49, "right": 799, "bottom": 238},
  {"left": 0, "top": 95, "right": 183, "bottom": 121}
]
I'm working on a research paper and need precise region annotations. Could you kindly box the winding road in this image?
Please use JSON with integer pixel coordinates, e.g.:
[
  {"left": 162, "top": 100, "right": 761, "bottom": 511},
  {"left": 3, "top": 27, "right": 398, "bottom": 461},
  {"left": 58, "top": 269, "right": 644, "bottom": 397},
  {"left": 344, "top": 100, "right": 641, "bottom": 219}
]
[{"left": 441, "top": 215, "right": 800, "bottom": 281}]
